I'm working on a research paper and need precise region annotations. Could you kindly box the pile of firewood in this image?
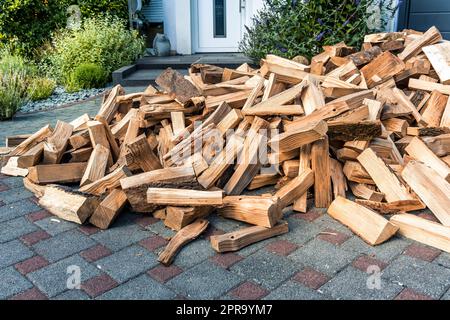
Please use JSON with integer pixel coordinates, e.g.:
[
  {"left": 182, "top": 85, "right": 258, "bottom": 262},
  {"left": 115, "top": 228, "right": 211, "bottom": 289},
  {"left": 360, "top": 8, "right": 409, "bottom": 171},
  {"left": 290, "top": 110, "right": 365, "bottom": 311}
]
[{"left": 2, "top": 26, "right": 450, "bottom": 265}]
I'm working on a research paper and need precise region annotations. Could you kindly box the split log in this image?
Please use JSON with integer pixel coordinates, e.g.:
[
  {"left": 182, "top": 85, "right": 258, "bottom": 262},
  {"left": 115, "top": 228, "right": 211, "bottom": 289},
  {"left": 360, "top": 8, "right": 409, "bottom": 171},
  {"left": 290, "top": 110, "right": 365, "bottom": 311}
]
[
  {"left": 97, "top": 85, "right": 124, "bottom": 123},
  {"left": 89, "top": 189, "right": 128, "bottom": 229},
  {"left": 390, "top": 213, "right": 450, "bottom": 253},
  {"left": 248, "top": 173, "right": 280, "bottom": 190},
  {"left": 408, "top": 78, "right": 450, "bottom": 95},
  {"left": 312, "top": 136, "right": 332, "bottom": 207},
  {"left": 343, "top": 160, "right": 374, "bottom": 185},
  {"left": 293, "top": 144, "right": 311, "bottom": 212},
  {"left": 269, "top": 120, "right": 327, "bottom": 153},
  {"left": 422, "top": 134, "right": 450, "bottom": 157},
  {"left": 210, "top": 221, "right": 289, "bottom": 253},
  {"left": 422, "top": 42, "right": 450, "bottom": 85},
  {"left": 39, "top": 185, "right": 99, "bottom": 224},
  {"left": 355, "top": 199, "right": 425, "bottom": 214},
  {"left": 348, "top": 182, "right": 384, "bottom": 202},
  {"left": 87, "top": 120, "right": 113, "bottom": 166},
  {"left": 67, "top": 147, "right": 93, "bottom": 163},
  {"left": 28, "top": 163, "right": 87, "bottom": 184},
  {"left": 330, "top": 158, "right": 347, "bottom": 199},
  {"left": 164, "top": 206, "right": 212, "bottom": 231},
  {"left": 156, "top": 68, "right": 201, "bottom": 104},
  {"left": 9, "top": 125, "right": 53, "bottom": 157},
  {"left": 361, "top": 51, "right": 405, "bottom": 88},
  {"left": 0, "top": 157, "right": 28, "bottom": 177},
  {"left": 275, "top": 168, "right": 314, "bottom": 207},
  {"left": 405, "top": 137, "right": 450, "bottom": 182},
  {"left": 327, "top": 120, "right": 381, "bottom": 141},
  {"left": 69, "top": 130, "right": 91, "bottom": 150},
  {"left": 70, "top": 113, "right": 90, "bottom": 132},
  {"left": 80, "top": 165, "right": 131, "bottom": 196},
  {"left": 147, "top": 188, "right": 223, "bottom": 206},
  {"left": 120, "top": 166, "right": 198, "bottom": 212},
  {"left": 217, "top": 195, "right": 283, "bottom": 228},
  {"left": 357, "top": 148, "right": 414, "bottom": 202},
  {"left": 397, "top": 26, "right": 442, "bottom": 61},
  {"left": 407, "top": 126, "right": 450, "bottom": 137},
  {"left": 23, "top": 177, "right": 46, "bottom": 198},
  {"left": 80, "top": 144, "right": 110, "bottom": 187},
  {"left": 328, "top": 196, "right": 398, "bottom": 245},
  {"left": 391, "top": 88, "right": 427, "bottom": 126},
  {"left": 421, "top": 90, "right": 448, "bottom": 127},
  {"left": 158, "top": 219, "right": 209, "bottom": 265},
  {"left": 43, "top": 121, "right": 73, "bottom": 164},
  {"left": 17, "top": 142, "right": 43, "bottom": 168},
  {"left": 126, "top": 134, "right": 162, "bottom": 172},
  {"left": 401, "top": 160, "right": 450, "bottom": 226},
  {"left": 441, "top": 97, "right": 450, "bottom": 128}
]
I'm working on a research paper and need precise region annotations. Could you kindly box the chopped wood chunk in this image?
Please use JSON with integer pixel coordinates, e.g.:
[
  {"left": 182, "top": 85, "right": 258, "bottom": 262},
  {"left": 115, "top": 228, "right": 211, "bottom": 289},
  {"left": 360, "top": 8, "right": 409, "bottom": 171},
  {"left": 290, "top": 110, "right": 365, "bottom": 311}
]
[
  {"left": 89, "top": 189, "right": 128, "bottom": 229},
  {"left": 28, "top": 163, "right": 87, "bottom": 185},
  {"left": 147, "top": 188, "right": 223, "bottom": 206}
]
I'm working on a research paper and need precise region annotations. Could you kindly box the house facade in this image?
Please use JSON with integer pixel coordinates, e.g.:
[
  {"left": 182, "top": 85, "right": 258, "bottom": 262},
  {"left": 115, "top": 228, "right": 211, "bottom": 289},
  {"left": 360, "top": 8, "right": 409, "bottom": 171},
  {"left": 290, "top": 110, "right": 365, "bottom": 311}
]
[
  {"left": 142, "top": 0, "right": 264, "bottom": 54},
  {"left": 141, "top": 0, "right": 450, "bottom": 55}
]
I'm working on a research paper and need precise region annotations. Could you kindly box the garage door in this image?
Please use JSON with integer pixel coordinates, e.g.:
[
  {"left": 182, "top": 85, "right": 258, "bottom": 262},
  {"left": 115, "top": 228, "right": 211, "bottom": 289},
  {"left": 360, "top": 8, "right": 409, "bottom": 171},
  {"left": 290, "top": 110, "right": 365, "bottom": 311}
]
[{"left": 398, "top": 0, "right": 450, "bottom": 39}]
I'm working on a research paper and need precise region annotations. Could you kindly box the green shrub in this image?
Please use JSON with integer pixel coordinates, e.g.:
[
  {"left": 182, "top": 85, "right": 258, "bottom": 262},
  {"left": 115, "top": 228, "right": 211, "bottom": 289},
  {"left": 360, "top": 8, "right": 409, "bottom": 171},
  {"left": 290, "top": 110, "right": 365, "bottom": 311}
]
[
  {"left": 49, "top": 15, "right": 145, "bottom": 89},
  {"left": 67, "top": 63, "right": 107, "bottom": 91},
  {"left": 0, "top": 50, "right": 31, "bottom": 119},
  {"left": 240, "top": 0, "right": 398, "bottom": 61},
  {"left": 28, "top": 78, "right": 56, "bottom": 101}
]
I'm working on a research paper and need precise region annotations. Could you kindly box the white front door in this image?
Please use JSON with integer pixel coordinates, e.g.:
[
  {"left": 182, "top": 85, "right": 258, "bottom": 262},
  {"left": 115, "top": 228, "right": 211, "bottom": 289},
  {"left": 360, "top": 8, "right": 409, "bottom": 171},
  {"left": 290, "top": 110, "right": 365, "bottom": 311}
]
[{"left": 193, "top": 0, "right": 244, "bottom": 52}]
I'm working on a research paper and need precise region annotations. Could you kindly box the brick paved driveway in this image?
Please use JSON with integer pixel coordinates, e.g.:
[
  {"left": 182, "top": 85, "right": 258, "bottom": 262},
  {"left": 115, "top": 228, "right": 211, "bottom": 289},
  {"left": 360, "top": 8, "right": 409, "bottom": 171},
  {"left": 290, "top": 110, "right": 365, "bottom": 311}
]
[{"left": 1, "top": 93, "right": 450, "bottom": 300}]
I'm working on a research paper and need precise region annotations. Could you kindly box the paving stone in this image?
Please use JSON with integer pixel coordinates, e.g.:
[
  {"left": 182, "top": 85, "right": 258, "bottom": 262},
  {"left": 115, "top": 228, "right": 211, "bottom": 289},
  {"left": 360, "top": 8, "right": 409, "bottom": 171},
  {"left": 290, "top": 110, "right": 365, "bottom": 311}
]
[
  {"left": 33, "top": 230, "right": 96, "bottom": 262},
  {"left": 0, "top": 267, "right": 33, "bottom": 299},
  {"left": 292, "top": 267, "right": 330, "bottom": 290},
  {"left": 167, "top": 261, "right": 243, "bottom": 299},
  {"left": 0, "top": 188, "right": 32, "bottom": 205},
  {"left": 231, "top": 251, "right": 301, "bottom": 290},
  {"left": 26, "top": 210, "right": 51, "bottom": 222},
  {"left": 134, "top": 215, "right": 159, "bottom": 228},
  {"left": 0, "top": 200, "right": 42, "bottom": 223},
  {"left": 80, "top": 245, "right": 112, "bottom": 262},
  {"left": 95, "top": 245, "right": 158, "bottom": 283},
  {"left": 395, "top": 288, "right": 434, "bottom": 300},
  {"left": 265, "top": 240, "right": 298, "bottom": 256},
  {"left": 0, "top": 176, "right": 23, "bottom": 188},
  {"left": 27, "top": 255, "right": 101, "bottom": 298},
  {"left": 237, "top": 237, "right": 276, "bottom": 257},
  {"left": 20, "top": 230, "right": 51, "bottom": 246},
  {"left": 229, "top": 281, "right": 269, "bottom": 300},
  {"left": 321, "top": 266, "right": 403, "bottom": 300},
  {"left": 263, "top": 281, "right": 326, "bottom": 300},
  {"left": 0, "top": 182, "right": 9, "bottom": 191},
  {"left": 209, "top": 215, "right": 246, "bottom": 232},
  {"left": 352, "top": 255, "right": 388, "bottom": 272},
  {"left": 340, "top": 235, "right": 410, "bottom": 262},
  {"left": 34, "top": 217, "right": 78, "bottom": 236},
  {"left": 91, "top": 223, "right": 150, "bottom": 252},
  {"left": 148, "top": 265, "right": 184, "bottom": 283},
  {"left": 279, "top": 217, "right": 322, "bottom": 245},
  {"left": 9, "top": 287, "right": 47, "bottom": 300},
  {"left": 383, "top": 255, "right": 450, "bottom": 299},
  {"left": 15, "top": 256, "right": 49, "bottom": 275},
  {"left": 210, "top": 253, "right": 243, "bottom": 269},
  {"left": 78, "top": 224, "right": 100, "bottom": 236},
  {"left": 98, "top": 274, "right": 176, "bottom": 300},
  {"left": 139, "top": 235, "right": 168, "bottom": 252},
  {"left": 318, "top": 228, "right": 351, "bottom": 245},
  {"left": 442, "top": 288, "right": 450, "bottom": 300},
  {"left": 0, "top": 240, "right": 34, "bottom": 269},
  {"left": 169, "top": 239, "right": 216, "bottom": 269},
  {"left": 81, "top": 273, "right": 118, "bottom": 298},
  {"left": 54, "top": 289, "right": 91, "bottom": 300},
  {"left": 144, "top": 220, "right": 176, "bottom": 239},
  {"left": 0, "top": 217, "right": 38, "bottom": 243},
  {"left": 434, "top": 252, "right": 450, "bottom": 269},
  {"left": 290, "top": 208, "right": 324, "bottom": 222},
  {"left": 403, "top": 244, "right": 441, "bottom": 262},
  {"left": 315, "top": 214, "right": 355, "bottom": 236},
  {"left": 288, "top": 238, "right": 357, "bottom": 276}
]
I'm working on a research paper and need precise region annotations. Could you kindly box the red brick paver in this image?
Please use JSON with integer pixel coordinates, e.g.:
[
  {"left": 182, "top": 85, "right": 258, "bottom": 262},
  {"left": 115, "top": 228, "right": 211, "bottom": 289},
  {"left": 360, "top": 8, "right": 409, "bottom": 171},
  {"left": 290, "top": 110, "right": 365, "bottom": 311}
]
[
  {"left": 26, "top": 210, "right": 51, "bottom": 222},
  {"left": 135, "top": 215, "right": 159, "bottom": 228},
  {"left": 139, "top": 235, "right": 168, "bottom": 252},
  {"left": 395, "top": 288, "right": 434, "bottom": 300},
  {"left": 148, "top": 265, "right": 183, "bottom": 283},
  {"left": 229, "top": 281, "right": 269, "bottom": 300},
  {"left": 318, "top": 229, "right": 350, "bottom": 245},
  {"left": 0, "top": 182, "right": 9, "bottom": 192},
  {"left": 352, "top": 255, "right": 388, "bottom": 272},
  {"left": 210, "top": 253, "right": 243, "bottom": 269},
  {"left": 404, "top": 244, "right": 441, "bottom": 262},
  {"left": 78, "top": 225, "right": 100, "bottom": 236},
  {"left": 15, "top": 256, "right": 49, "bottom": 275},
  {"left": 20, "top": 230, "right": 51, "bottom": 246},
  {"left": 266, "top": 240, "right": 298, "bottom": 256},
  {"left": 81, "top": 274, "right": 118, "bottom": 298},
  {"left": 292, "top": 267, "right": 330, "bottom": 290},
  {"left": 9, "top": 287, "right": 47, "bottom": 300},
  {"left": 80, "top": 245, "right": 112, "bottom": 262},
  {"left": 291, "top": 209, "right": 322, "bottom": 222}
]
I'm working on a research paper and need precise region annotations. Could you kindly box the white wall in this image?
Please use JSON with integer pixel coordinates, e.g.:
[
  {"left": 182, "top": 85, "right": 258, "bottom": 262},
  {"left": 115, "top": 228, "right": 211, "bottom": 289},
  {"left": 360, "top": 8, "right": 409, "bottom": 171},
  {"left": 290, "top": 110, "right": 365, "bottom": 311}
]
[{"left": 162, "top": 0, "right": 191, "bottom": 54}]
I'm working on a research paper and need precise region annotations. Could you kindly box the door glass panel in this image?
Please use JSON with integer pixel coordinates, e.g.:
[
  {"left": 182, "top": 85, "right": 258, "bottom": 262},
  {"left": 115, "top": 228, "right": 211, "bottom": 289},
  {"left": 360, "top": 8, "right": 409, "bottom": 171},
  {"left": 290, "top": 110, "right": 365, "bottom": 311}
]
[{"left": 214, "top": 0, "right": 226, "bottom": 38}]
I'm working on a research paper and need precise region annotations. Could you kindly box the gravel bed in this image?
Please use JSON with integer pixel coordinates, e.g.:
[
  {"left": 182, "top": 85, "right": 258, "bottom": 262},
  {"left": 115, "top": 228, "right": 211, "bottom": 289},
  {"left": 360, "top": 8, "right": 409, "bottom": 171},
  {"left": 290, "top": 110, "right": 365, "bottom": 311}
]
[{"left": 19, "top": 86, "right": 108, "bottom": 113}]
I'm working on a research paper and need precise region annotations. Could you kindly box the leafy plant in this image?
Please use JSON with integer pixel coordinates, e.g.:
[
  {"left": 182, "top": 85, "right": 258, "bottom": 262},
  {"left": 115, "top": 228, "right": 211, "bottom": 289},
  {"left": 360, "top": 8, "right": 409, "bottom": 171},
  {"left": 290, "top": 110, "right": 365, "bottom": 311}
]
[
  {"left": 28, "top": 78, "right": 56, "bottom": 101},
  {"left": 67, "top": 63, "right": 107, "bottom": 92},
  {"left": 240, "top": 0, "right": 398, "bottom": 61},
  {"left": 48, "top": 15, "right": 145, "bottom": 89},
  {"left": 0, "top": 50, "right": 31, "bottom": 119}
]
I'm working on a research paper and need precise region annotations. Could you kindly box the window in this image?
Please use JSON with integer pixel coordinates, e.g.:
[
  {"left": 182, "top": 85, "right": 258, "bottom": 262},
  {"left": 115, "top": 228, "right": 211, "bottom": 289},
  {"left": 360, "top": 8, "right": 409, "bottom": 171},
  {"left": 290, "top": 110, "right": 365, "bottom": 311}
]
[{"left": 214, "top": 0, "right": 226, "bottom": 37}]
